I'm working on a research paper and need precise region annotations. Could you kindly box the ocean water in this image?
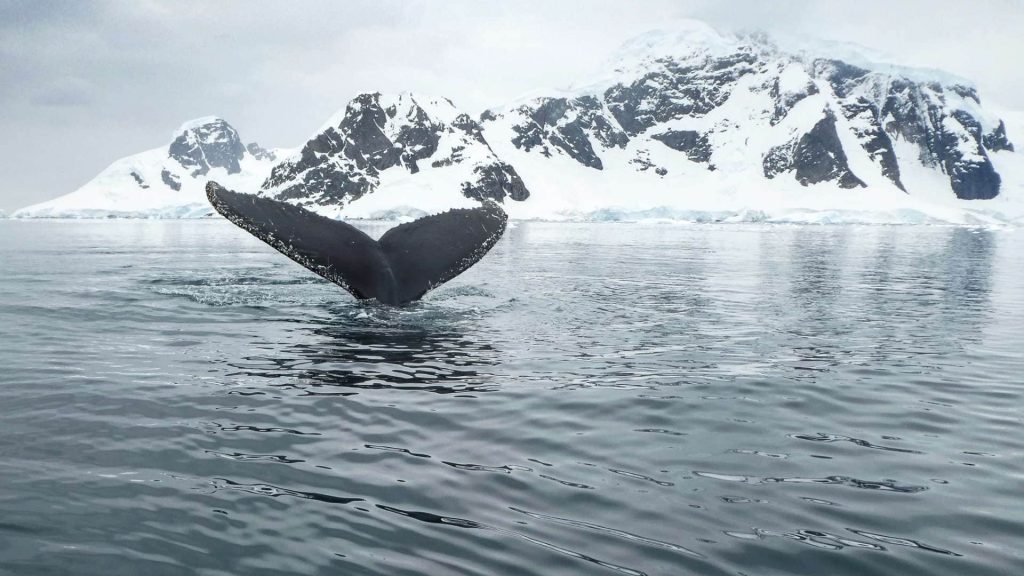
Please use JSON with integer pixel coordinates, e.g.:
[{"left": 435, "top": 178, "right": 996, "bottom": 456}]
[{"left": 0, "top": 220, "right": 1022, "bottom": 576}]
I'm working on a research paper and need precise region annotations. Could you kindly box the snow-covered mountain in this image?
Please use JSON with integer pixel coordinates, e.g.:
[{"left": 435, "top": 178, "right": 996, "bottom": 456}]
[
  {"left": 13, "top": 22, "right": 1023, "bottom": 225},
  {"left": 478, "top": 22, "right": 1021, "bottom": 224},
  {"left": 259, "top": 92, "right": 528, "bottom": 219},
  {"left": 14, "top": 117, "right": 283, "bottom": 218}
]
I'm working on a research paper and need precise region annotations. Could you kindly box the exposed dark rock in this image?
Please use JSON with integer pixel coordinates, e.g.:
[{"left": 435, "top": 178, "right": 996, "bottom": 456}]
[
  {"left": 983, "top": 120, "right": 1014, "bottom": 152},
  {"left": 130, "top": 171, "right": 149, "bottom": 189},
  {"left": 265, "top": 92, "right": 448, "bottom": 199},
  {"left": 452, "top": 114, "right": 488, "bottom": 145},
  {"left": 939, "top": 111, "right": 1001, "bottom": 199},
  {"left": 461, "top": 162, "right": 529, "bottom": 202},
  {"left": 629, "top": 149, "right": 656, "bottom": 171},
  {"left": 839, "top": 99, "right": 905, "bottom": 191},
  {"left": 261, "top": 35, "right": 1011, "bottom": 209},
  {"left": 604, "top": 51, "right": 759, "bottom": 135},
  {"left": 952, "top": 110, "right": 984, "bottom": 141},
  {"left": 869, "top": 77, "right": 1001, "bottom": 199},
  {"left": 268, "top": 161, "right": 373, "bottom": 205},
  {"left": 509, "top": 96, "right": 627, "bottom": 170},
  {"left": 392, "top": 103, "right": 444, "bottom": 173},
  {"left": 814, "top": 59, "right": 871, "bottom": 98},
  {"left": 478, "top": 36, "right": 1009, "bottom": 202},
  {"left": 879, "top": 78, "right": 932, "bottom": 146},
  {"left": 945, "top": 156, "right": 1001, "bottom": 200},
  {"left": 763, "top": 139, "right": 796, "bottom": 180},
  {"left": 431, "top": 145, "right": 466, "bottom": 168},
  {"left": 652, "top": 130, "right": 713, "bottom": 164},
  {"left": 950, "top": 84, "right": 981, "bottom": 105},
  {"left": 763, "top": 112, "right": 865, "bottom": 189},
  {"left": 246, "top": 142, "right": 277, "bottom": 162},
  {"left": 168, "top": 118, "right": 245, "bottom": 177},
  {"left": 262, "top": 93, "right": 530, "bottom": 208},
  {"left": 161, "top": 169, "right": 181, "bottom": 191},
  {"left": 794, "top": 112, "right": 865, "bottom": 188},
  {"left": 262, "top": 93, "right": 399, "bottom": 204},
  {"left": 769, "top": 73, "right": 818, "bottom": 126},
  {"left": 342, "top": 93, "right": 404, "bottom": 173}
]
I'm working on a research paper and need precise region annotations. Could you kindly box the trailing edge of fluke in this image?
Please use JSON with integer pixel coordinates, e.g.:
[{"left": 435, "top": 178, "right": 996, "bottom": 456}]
[{"left": 206, "top": 182, "right": 507, "bottom": 305}]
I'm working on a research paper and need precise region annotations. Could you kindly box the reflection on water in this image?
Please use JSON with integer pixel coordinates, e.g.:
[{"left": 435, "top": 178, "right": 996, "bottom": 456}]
[
  {"left": 229, "top": 319, "right": 501, "bottom": 396},
  {"left": 0, "top": 220, "right": 1022, "bottom": 576}
]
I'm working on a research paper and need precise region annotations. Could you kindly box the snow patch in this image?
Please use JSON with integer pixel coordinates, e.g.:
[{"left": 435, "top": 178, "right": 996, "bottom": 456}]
[
  {"left": 15, "top": 120, "right": 286, "bottom": 219},
  {"left": 175, "top": 116, "right": 226, "bottom": 134}
]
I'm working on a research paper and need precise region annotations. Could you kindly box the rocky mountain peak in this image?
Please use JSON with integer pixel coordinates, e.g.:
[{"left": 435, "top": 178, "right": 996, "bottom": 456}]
[
  {"left": 245, "top": 142, "right": 277, "bottom": 162},
  {"left": 481, "top": 25, "right": 1014, "bottom": 201},
  {"left": 16, "top": 23, "right": 1019, "bottom": 223},
  {"left": 168, "top": 116, "right": 246, "bottom": 177},
  {"left": 13, "top": 116, "right": 279, "bottom": 219},
  {"left": 260, "top": 92, "right": 528, "bottom": 210}
]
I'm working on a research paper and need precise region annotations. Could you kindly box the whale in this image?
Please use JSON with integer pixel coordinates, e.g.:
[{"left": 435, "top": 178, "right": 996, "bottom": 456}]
[{"left": 206, "top": 182, "right": 507, "bottom": 305}]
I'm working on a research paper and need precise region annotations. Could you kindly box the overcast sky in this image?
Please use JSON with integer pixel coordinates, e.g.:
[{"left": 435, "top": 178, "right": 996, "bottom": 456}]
[{"left": 2, "top": 0, "right": 1022, "bottom": 212}]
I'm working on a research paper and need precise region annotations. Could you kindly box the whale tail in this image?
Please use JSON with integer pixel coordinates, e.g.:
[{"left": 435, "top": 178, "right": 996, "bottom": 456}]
[{"left": 206, "top": 182, "right": 507, "bottom": 305}]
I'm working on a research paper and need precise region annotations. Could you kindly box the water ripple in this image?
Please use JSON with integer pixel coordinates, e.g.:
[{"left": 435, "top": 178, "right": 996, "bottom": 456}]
[
  {"left": 210, "top": 478, "right": 364, "bottom": 505},
  {"left": 1, "top": 221, "right": 1019, "bottom": 576},
  {"left": 789, "top": 432, "right": 925, "bottom": 454},
  {"left": 693, "top": 472, "right": 929, "bottom": 493}
]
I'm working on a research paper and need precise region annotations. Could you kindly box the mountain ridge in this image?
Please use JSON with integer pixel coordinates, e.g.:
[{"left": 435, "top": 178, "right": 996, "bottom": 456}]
[
  {"left": 15, "top": 117, "right": 285, "bottom": 218},
  {"left": 481, "top": 24, "right": 1011, "bottom": 200},
  {"left": 14, "top": 22, "right": 1023, "bottom": 225},
  {"left": 257, "top": 92, "right": 529, "bottom": 220}
]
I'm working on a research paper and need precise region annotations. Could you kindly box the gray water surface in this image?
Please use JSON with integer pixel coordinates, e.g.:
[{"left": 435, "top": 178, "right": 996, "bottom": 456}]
[{"left": 1, "top": 220, "right": 1022, "bottom": 576}]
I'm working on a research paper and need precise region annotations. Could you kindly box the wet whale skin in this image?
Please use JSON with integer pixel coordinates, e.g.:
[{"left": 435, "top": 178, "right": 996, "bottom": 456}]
[{"left": 206, "top": 182, "right": 507, "bottom": 305}]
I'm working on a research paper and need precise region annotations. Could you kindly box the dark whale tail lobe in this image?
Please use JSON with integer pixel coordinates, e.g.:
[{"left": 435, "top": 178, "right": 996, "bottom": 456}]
[{"left": 206, "top": 182, "right": 507, "bottom": 305}]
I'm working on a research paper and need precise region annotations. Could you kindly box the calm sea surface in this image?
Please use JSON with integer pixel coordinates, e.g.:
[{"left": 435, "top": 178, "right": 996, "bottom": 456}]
[{"left": 0, "top": 220, "right": 1022, "bottom": 576}]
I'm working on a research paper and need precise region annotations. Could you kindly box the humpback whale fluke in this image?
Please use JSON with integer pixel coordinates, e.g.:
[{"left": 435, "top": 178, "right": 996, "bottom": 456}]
[{"left": 206, "top": 182, "right": 507, "bottom": 305}]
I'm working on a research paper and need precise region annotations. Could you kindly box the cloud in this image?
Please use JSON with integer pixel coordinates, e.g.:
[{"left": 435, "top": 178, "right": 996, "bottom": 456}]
[{"left": 30, "top": 78, "right": 97, "bottom": 107}]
